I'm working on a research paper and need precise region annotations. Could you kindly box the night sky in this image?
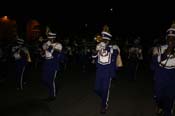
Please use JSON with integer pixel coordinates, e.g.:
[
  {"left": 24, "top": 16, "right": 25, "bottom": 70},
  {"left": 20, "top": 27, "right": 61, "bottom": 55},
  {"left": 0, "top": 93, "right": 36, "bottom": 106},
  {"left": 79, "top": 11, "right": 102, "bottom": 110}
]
[{"left": 5, "top": 2, "right": 175, "bottom": 40}]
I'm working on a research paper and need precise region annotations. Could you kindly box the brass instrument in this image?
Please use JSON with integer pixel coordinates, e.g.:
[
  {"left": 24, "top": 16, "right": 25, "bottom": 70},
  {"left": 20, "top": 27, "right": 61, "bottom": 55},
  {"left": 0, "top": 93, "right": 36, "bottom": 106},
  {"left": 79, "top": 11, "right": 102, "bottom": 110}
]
[
  {"left": 94, "top": 34, "right": 103, "bottom": 42},
  {"left": 26, "top": 50, "right": 32, "bottom": 62},
  {"left": 94, "top": 24, "right": 111, "bottom": 42}
]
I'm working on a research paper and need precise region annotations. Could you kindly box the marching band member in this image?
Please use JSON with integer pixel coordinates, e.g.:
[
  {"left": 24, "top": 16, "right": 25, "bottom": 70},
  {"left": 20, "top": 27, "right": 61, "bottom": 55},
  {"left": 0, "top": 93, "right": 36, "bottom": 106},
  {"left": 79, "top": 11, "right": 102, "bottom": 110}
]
[
  {"left": 92, "top": 25, "right": 121, "bottom": 114},
  {"left": 152, "top": 23, "right": 175, "bottom": 116},
  {"left": 42, "top": 31, "right": 62, "bottom": 101},
  {"left": 127, "top": 37, "right": 143, "bottom": 81},
  {"left": 52, "top": 41, "right": 63, "bottom": 87},
  {"left": 12, "top": 36, "right": 31, "bottom": 90}
]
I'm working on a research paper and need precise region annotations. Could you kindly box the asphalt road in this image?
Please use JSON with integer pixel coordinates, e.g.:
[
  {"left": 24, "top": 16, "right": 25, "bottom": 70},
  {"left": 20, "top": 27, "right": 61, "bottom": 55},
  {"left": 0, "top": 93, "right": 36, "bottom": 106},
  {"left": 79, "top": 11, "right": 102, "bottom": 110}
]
[{"left": 0, "top": 63, "right": 159, "bottom": 116}]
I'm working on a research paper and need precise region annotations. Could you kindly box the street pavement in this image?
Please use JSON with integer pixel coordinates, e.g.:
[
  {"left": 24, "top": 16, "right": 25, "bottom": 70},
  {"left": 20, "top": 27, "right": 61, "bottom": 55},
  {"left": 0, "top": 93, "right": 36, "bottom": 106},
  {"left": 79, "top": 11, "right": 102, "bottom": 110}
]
[{"left": 0, "top": 64, "right": 159, "bottom": 116}]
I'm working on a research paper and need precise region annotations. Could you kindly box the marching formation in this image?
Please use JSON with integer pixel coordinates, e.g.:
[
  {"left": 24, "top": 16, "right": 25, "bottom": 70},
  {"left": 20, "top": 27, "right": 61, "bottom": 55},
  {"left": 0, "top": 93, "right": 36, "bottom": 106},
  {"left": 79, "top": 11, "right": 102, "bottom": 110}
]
[{"left": 0, "top": 21, "right": 175, "bottom": 116}]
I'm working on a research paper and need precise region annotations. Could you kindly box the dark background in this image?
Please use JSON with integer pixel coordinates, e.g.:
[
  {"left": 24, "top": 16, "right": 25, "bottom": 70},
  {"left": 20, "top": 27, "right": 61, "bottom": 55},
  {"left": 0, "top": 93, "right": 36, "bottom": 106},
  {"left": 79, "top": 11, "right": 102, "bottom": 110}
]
[{"left": 2, "top": 1, "right": 175, "bottom": 39}]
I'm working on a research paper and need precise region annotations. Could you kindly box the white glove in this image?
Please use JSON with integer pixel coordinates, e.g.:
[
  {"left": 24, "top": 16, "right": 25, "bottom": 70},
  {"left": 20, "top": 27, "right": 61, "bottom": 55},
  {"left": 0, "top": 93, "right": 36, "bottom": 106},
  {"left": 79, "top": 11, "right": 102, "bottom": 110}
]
[
  {"left": 53, "top": 43, "right": 63, "bottom": 51},
  {"left": 113, "top": 44, "right": 120, "bottom": 53},
  {"left": 96, "top": 42, "right": 106, "bottom": 51}
]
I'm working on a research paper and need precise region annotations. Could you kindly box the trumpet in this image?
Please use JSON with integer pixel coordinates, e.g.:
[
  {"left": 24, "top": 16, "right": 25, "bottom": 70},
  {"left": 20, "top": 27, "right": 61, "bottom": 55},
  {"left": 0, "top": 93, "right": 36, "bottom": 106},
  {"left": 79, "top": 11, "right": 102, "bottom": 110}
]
[
  {"left": 26, "top": 50, "right": 32, "bottom": 62},
  {"left": 94, "top": 34, "right": 103, "bottom": 43}
]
